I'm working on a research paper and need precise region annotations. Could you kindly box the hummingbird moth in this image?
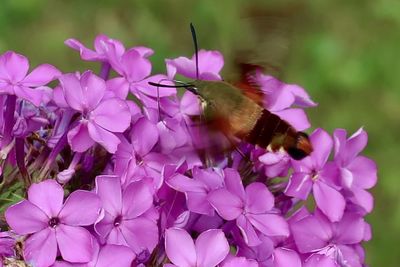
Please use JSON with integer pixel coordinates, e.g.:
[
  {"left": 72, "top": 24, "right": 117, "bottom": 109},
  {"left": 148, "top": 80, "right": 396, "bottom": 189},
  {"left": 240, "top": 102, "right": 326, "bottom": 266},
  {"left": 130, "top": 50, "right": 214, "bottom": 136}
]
[{"left": 149, "top": 23, "right": 313, "bottom": 160}]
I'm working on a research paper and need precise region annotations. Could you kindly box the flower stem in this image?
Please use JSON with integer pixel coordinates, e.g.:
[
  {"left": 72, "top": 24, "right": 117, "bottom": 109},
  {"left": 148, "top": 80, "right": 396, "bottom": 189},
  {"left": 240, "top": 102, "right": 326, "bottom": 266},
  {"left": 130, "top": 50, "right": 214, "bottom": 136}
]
[
  {"left": 37, "top": 131, "right": 68, "bottom": 181},
  {"left": 99, "top": 62, "right": 111, "bottom": 80},
  {"left": 15, "top": 137, "right": 31, "bottom": 187},
  {"left": 1, "top": 95, "right": 17, "bottom": 148}
]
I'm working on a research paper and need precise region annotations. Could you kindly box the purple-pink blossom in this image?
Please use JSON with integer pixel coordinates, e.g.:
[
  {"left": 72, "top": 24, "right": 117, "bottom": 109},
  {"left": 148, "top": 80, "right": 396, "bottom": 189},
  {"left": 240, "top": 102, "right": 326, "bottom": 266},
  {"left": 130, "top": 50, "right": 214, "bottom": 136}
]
[
  {"left": 208, "top": 168, "right": 289, "bottom": 246},
  {"left": 5, "top": 180, "right": 101, "bottom": 266},
  {"left": 59, "top": 71, "right": 131, "bottom": 153},
  {"left": 0, "top": 51, "right": 60, "bottom": 106},
  {"left": 94, "top": 175, "right": 159, "bottom": 256}
]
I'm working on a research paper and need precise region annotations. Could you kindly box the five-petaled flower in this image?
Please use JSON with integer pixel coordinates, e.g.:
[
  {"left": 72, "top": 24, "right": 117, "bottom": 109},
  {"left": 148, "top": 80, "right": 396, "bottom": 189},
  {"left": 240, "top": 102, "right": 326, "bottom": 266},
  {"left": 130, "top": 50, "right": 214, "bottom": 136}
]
[{"left": 5, "top": 180, "right": 101, "bottom": 267}]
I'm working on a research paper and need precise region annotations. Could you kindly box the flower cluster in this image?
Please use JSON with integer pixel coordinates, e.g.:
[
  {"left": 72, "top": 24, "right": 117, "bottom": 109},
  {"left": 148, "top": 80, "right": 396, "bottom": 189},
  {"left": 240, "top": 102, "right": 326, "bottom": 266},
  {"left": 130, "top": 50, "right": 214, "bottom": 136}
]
[{"left": 0, "top": 34, "right": 377, "bottom": 267}]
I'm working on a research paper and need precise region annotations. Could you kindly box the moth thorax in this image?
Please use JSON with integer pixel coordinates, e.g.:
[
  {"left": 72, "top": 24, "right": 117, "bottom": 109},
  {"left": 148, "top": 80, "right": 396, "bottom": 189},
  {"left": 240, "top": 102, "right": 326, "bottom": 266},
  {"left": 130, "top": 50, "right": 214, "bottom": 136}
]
[{"left": 283, "top": 131, "right": 313, "bottom": 160}]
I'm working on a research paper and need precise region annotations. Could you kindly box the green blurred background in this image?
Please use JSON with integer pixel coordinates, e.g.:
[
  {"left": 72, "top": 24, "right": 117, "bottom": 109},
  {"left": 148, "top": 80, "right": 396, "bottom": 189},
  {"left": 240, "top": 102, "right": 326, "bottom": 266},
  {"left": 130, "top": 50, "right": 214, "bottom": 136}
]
[{"left": 0, "top": 0, "right": 398, "bottom": 265}]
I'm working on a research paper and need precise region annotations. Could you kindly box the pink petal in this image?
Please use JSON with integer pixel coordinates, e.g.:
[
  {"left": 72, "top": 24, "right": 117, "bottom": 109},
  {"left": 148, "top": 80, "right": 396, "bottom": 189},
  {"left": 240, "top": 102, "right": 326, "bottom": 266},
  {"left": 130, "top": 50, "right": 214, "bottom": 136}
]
[
  {"left": 94, "top": 211, "right": 115, "bottom": 240},
  {"left": 106, "top": 227, "right": 129, "bottom": 247},
  {"left": 59, "top": 190, "right": 101, "bottom": 226},
  {"left": 52, "top": 86, "right": 69, "bottom": 108},
  {"left": 313, "top": 181, "right": 345, "bottom": 222},
  {"left": 192, "top": 167, "right": 224, "bottom": 191},
  {"left": 186, "top": 191, "right": 214, "bottom": 215},
  {"left": 197, "top": 50, "right": 224, "bottom": 77},
  {"left": 181, "top": 91, "right": 201, "bottom": 115},
  {"left": 22, "top": 64, "right": 60, "bottom": 87},
  {"left": 24, "top": 228, "right": 57, "bottom": 267},
  {"left": 285, "top": 173, "right": 313, "bottom": 200},
  {"left": 245, "top": 182, "right": 274, "bottom": 214},
  {"left": 290, "top": 215, "right": 332, "bottom": 253},
  {"left": 247, "top": 213, "right": 289, "bottom": 237},
  {"left": 95, "top": 175, "right": 122, "bottom": 217},
  {"left": 133, "top": 46, "right": 154, "bottom": 57},
  {"left": 167, "top": 173, "right": 206, "bottom": 193},
  {"left": 68, "top": 123, "right": 95, "bottom": 153},
  {"left": 60, "top": 73, "right": 85, "bottom": 111},
  {"left": 0, "top": 51, "right": 29, "bottom": 83},
  {"left": 165, "top": 228, "right": 196, "bottom": 267},
  {"left": 272, "top": 109, "right": 310, "bottom": 131},
  {"left": 96, "top": 245, "right": 136, "bottom": 267},
  {"left": 347, "top": 156, "right": 377, "bottom": 189},
  {"left": 208, "top": 189, "right": 243, "bottom": 220},
  {"left": 343, "top": 128, "right": 368, "bottom": 163},
  {"left": 350, "top": 187, "right": 374, "bottom": 213},
  {"left": 94, "top": 34, "right": 125, "bottom": 58},
  {"left": 337, "top": 245, "right": 363, "bottom": 267},
  {"left": 224, "top": 168, "right": 245, "bottom": 200},
  {"left": 310, "top": 128, "right": 333, "bottom": 169},
  {"left": 195, "top": 229, "right": 229, "bottom": 267},
  {"left": 289, "top": 84, "right": 317, "bottom": 108},
  {"left": 121, "top": 49, "right": 151, "bottom": 81},
  {"left": 236, "top": 215, "right": 261, "bottom": 246},
  {"left": 106, "top": 77, "right": 130, "bottom": 99},
  {"left": 131, "top": 117, "right": 159, "bottom": 155},
  {"left": 90, "top": 98, "right": 130, "bottom": 132},
  {"left": 79, "top": 71, "right": 106, "bottom": 111},
  {"left": 273, "top": 248, "right": 302, "bottom": 267},
  {"left": 120, "top": 217, "right": 158, "bottom": 254},
  {"left": 136, "top": 74, "right": 176, "bottom": 97},
  {"left": 267, "top": 84, "right": 295, "bottom": 111},
  {"left": 166, "top": 57, "right": 196, "bottom": 79},
  {"left": 259, "top": 151, "right": 285, "bottom": 165},
  {"left": 64, "top": 39, "right": 99, "bottom": 61},
  {"left": 87, "top": 122, "right": 121, "bottom": 153},
  {"left": 122, "top": 181, "right": 153, "bottom": 219},
  {"left": 5, "top": 200, "right": 48, "bottom": 234},
  {"left": 56, "top": 224, "right": 95, "bottom": 263},
  {"left": 13, "top": 85, "right": 43, "bottom": 106},
  {"left": 334, "top": 213, "right": 365, "bottom": 245},
  {"left": 28, "top": 179, "right": 64, "bottom": 218},
  {"left": 333, "top": 128, "right": 347, "bottom": 159}
]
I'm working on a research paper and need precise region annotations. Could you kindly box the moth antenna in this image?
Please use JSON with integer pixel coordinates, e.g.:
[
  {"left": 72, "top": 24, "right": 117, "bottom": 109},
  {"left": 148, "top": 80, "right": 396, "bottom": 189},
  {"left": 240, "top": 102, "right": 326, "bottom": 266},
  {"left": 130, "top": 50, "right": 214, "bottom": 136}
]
[{"left": 190, "top": 23, "right": 199, "bottom": 80}]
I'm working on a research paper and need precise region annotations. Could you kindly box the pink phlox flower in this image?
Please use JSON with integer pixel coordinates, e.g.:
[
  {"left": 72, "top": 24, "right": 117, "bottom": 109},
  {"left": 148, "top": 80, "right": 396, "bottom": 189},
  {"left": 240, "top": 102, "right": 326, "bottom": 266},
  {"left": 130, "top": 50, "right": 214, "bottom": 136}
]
[
  {"left": 256, "top": 148, "right": 291, "bottom": 178},
  {"left": 290, "top": 210, "right": 367, "bottom": 267},
  {"left": 157, "top": 116, "right": 191, "bottom": 153},
  {"left": 65, "top": 34, "right": 127, "bottom": 63},
  {"left": 0, "top": 51, "right": 60, "bottom": 106},
  {"left": 255, "top": 73, "right": 316, "bottom": 131},
  {"left": 114, "top": 117, "right": 169, "bottom": 188},
  {"left": 164, "top": 228, "right": 229, "bottom": 267},
  {"left": 94, "top": 175, "right": 159, "bottom": 256},
  {"left": 158, "top": 91, "right": 201, "bottom": 123},
  {"left": 5, "top": 180, "right": 102, "bottom": 267},
  {"left": 285, "top": 128, "right": 346, "bottom": 222},
  {"left": 166, "top": 49, "right": 224, "bottom": 81},
  {"left": 166, "top": 167, "right": 224, "bottom": 216},
  {"left": 255, "top": 73, "right": 317, "bottom": 110},
  {"left": 106, "top": 48, "right": 175, "bottom": 105},
  {"left": 333, "top": 128, "right": 377, "bottom": 213},
  {"left": 59, "top": 71, "right": 131, "bottom": 153},
  {"left": 208, "top": 168, "right": 289, "bottom": 246}
]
